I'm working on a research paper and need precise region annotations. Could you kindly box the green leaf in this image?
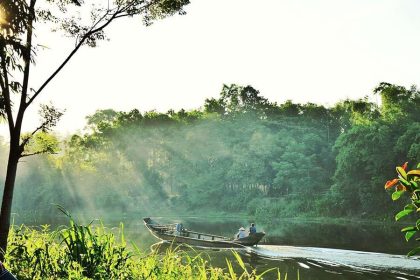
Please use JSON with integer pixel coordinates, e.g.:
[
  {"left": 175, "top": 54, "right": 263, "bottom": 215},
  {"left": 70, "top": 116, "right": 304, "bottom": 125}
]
[
  {"left": 399, "top": 177, "right": 410, "bottom": 187},
  {"left": 233, "top": 251, "right": 249, "bottom": 276},
  {"left": 417, "top": 163, "right": 420, "bottom": 169},
  {"left": 255, "top": 268, "right": 277, "bottom": 280},
  {"left": 407, "top": 246, "right": 420, "bottom": 257},
  {"left": 392, "top": 190, "right": 405, "bottom": 201},
  {"left": 413, "top": 191, "right": 420, "bottom": 202},
  {"left": 397, "top": 167, "right": 408, "bottom": 180},
  {"left": 405, "top": 230, "right": 417, "bottom": 242},
  {"left": 395, "top": 209, "right": 413, "bottom": 221},
  {"left": 407, "top": 170, "right": 420, "bottom": 177},
  {"left": 405, "top": 204, "right": 416, "bottom": 211},
  {"left": 411, "top": 181, "right": 419, "bottom": 189},
  {"left": 416, "top": 219, "right": 420, "bottom": 229},
  {"left": 401, "top": 226, "right": 416, "bottom": 232},
  {"left": 226, "top": 259, "right": 237, "bottom": 280}
]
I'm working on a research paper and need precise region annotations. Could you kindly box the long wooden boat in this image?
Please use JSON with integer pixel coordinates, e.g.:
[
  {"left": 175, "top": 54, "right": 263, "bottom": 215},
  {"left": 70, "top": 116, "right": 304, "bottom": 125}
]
[{"left": 143, "top": 217, "right": 265, "bottom": 248}]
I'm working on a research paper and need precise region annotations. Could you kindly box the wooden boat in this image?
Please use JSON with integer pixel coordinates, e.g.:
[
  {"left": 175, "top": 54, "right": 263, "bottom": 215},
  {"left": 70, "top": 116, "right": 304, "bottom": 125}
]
[{"left": 143, "top": 217, "right": 265, "bottom": 248}]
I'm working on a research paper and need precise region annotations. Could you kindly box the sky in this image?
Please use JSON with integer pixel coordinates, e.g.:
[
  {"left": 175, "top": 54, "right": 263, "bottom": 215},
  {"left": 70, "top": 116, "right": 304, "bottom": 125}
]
[{"left": 2, "top": 0, "right": 420, "bottom": 137}]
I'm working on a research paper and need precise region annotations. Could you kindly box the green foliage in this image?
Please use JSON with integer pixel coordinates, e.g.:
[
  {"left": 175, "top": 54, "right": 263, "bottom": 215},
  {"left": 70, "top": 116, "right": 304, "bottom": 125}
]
[
  {"left": 21, "top": 132, "right": 61, "bottom": 157},
  {"left": 1, "top": 82, "right": 419, "bottom": 222},
  {"left": 384, "top": 162, "right": 420, "bottom": 256},
  {"left": 57, "top": 206, "right": 131, "bottom": 278},
  {"left": 331, "top": 82, "right": 419, "bottom": 217},
  {"left": 374, "top": 82, "right": 420, "bottom": 122},
  {"left": 3, "top": 215, "right": 282, "bottom": 280}
]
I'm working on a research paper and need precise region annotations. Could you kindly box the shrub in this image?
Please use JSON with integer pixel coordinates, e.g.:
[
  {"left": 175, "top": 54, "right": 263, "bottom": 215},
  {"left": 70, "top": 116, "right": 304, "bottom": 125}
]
[{"left": 384, "top": 162, "right": 420, "bottom": 256}]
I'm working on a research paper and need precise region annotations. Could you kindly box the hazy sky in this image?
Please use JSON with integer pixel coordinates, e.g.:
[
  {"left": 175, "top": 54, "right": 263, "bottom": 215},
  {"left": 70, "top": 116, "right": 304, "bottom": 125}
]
[{"left": 2, "top": 0, "right": 420, "bottom": 136}]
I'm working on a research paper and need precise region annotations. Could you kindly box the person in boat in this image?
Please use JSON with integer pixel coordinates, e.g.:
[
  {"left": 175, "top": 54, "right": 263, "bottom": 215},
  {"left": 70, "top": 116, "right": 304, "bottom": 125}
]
[
  {"left": 175, "top": 223, "right": 184, "bottom": 236},
  {"left": 249, "top": 223, "right": 256, "bottom": 235},
  {"left": 236, "top": 227, "right": 246, "bottom": 239}
]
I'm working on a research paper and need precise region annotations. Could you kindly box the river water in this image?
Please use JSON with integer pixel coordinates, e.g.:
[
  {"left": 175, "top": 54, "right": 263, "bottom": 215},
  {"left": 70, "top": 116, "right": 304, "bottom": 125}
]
[
  {"left": 125, "top": 216, "right": 420, "bottom": 280},
  {"left": 18, "top": 214, "right": 420, "bottom": 279}
]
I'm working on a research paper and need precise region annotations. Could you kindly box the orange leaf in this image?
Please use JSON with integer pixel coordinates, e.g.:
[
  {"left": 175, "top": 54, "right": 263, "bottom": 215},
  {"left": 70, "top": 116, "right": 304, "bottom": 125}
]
[
  {"left": 385, "top": 179, "right": 399, "bottom": 189},
  {"left": 402, "top": 162, "right": 408, "bottom": 171},
  {"left": 396, "top": 184, "right": 406, "bottom": 191}
]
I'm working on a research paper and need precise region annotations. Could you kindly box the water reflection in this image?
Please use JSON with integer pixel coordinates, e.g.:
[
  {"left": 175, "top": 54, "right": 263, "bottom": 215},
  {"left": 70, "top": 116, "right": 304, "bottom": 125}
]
[
  {"left": 263, "top": 220, "right": 414, "bottom": 255},
  {"left": 151, "top": 241, "right": 420, "bottom": 280}
]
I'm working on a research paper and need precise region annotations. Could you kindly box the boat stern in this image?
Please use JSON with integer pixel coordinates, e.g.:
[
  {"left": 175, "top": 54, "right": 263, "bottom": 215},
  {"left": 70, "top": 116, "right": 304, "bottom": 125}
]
[{"left": 235, "top": 232, "right": 265, "bottom": 246}]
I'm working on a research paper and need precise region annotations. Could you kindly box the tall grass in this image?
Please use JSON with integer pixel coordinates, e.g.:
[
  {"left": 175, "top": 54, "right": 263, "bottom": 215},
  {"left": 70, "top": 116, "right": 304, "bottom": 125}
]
[{"left": 3, "top": 212, "right": 293, "bottom": 279}]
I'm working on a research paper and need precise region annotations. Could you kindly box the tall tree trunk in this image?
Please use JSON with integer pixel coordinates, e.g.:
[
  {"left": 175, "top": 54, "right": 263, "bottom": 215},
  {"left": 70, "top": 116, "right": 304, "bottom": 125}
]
[
  {"left": 0, "top": 142, "right": 20, "bottom": 261},
  {"left": 0, "top": 0, "right": 33, "bottom": 261}
]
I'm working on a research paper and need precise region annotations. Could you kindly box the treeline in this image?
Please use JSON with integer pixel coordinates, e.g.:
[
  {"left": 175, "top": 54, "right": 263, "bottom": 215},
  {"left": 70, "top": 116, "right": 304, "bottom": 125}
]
[{"left": 1, "top": 82, "right": 419, "bottom": 221}]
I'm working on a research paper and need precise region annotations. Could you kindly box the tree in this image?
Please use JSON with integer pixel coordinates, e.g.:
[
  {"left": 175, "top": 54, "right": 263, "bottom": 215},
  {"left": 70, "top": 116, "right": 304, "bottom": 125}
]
[
  {"left": 330, "top": 83, "right": 419, "bottom": 217},
  {"left": 0, "top": 0, "right": 190, "bottom": 259},
  {"left": 374, "top": 82, "right": 420, "bottom": 122}
]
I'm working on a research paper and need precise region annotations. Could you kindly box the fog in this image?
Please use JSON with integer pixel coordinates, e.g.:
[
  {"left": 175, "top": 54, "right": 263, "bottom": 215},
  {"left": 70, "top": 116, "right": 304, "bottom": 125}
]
[{"left": 0, "top": 83, "right": 418, "bottom": 225}]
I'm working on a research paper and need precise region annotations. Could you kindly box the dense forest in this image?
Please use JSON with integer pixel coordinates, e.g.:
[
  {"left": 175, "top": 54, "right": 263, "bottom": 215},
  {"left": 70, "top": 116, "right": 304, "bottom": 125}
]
[{"left": 0, "top": 82, "right": 419, "bottom": 222}]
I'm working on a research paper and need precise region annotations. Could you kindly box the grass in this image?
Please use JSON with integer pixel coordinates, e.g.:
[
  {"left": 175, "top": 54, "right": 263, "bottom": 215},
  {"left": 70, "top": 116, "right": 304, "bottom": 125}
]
[{"left": 3, "top": 209, "right": 295, "bottom": 280}]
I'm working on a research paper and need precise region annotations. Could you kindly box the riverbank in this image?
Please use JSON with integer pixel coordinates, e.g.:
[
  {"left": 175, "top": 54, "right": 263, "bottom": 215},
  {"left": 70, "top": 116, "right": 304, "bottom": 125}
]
[
  {"left": 11, "top": 207, "right": 414, "bottom": 237},
  {"left": 11, "top": 207, "right": 412, "bottom": 226}
]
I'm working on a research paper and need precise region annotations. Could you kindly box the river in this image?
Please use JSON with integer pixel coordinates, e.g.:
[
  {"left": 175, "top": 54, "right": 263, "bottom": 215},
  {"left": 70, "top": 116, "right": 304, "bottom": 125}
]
[
  {"left": 17, "top": 214, "right": 420, "bottom": 279},
  {"left": 128, "top": 216, "right": 420, "bottom": 280}
]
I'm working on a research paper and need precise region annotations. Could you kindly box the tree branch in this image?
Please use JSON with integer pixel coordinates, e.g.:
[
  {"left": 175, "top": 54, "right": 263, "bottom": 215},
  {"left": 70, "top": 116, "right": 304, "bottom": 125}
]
[
  {"left": 27, "top": 0, "right": 151, "bottom": 107},
  {"left": 20, "top": 150, "right": 56, "bottom": 158},
  {"left": 19, "top": 123, "right": 43, "bottom": 151},
  {"left": 114, "top": 0, "right": 148, "bottom": 19},
  {"left": 27, "top": 9, "right": 120, "bottom": 107}
]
